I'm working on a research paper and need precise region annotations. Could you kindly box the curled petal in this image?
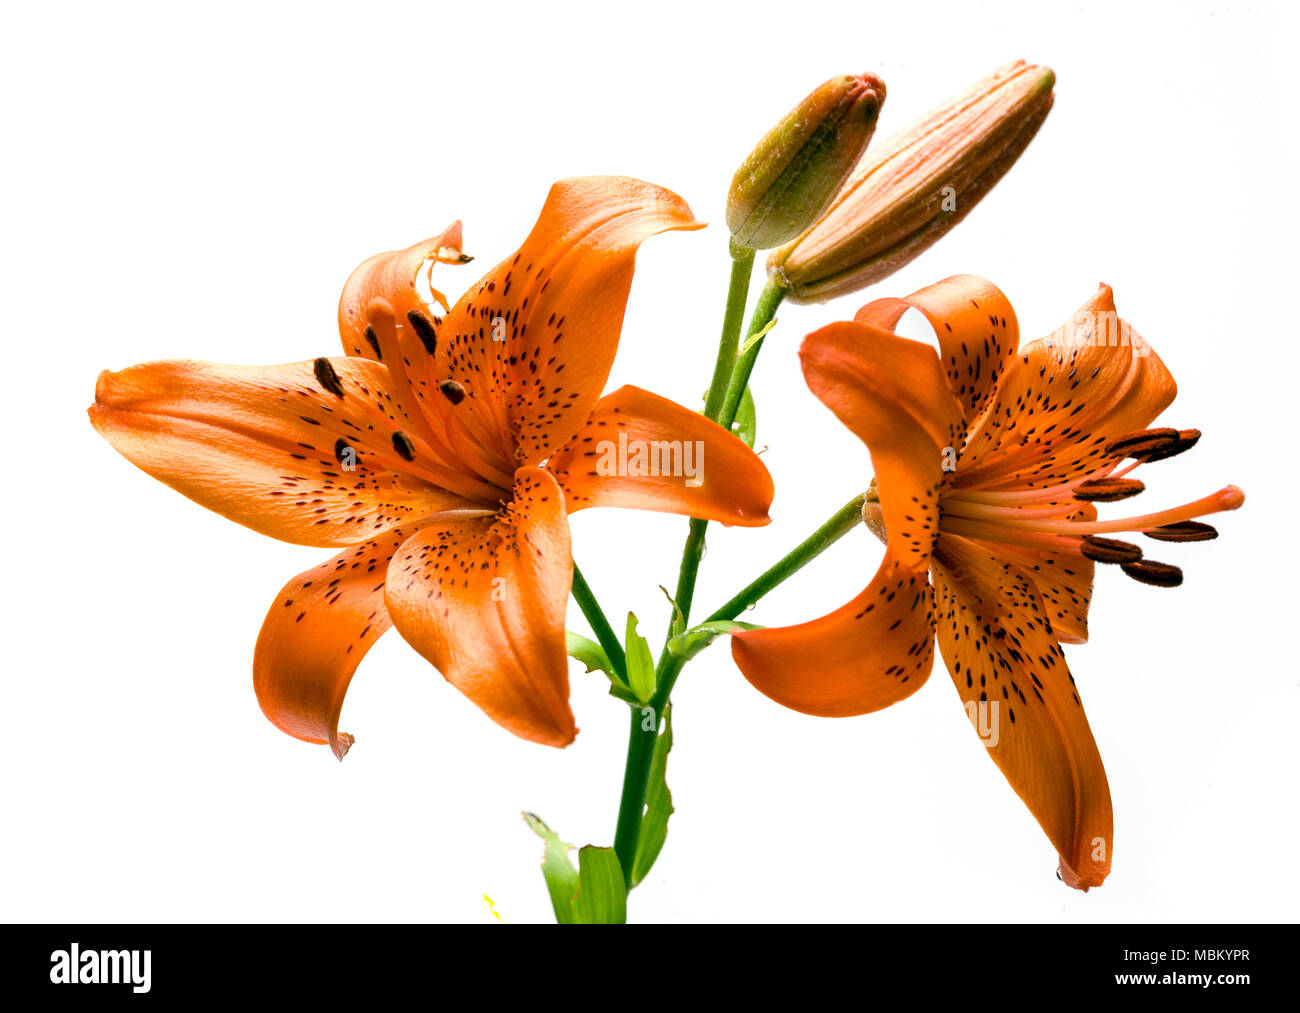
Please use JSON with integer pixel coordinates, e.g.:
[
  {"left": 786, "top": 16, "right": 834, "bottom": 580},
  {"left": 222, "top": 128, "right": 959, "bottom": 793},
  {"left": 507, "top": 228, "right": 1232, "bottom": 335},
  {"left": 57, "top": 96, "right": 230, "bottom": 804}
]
[
  {"left": 548, "top": 385, "right": 773, "bottom": 526},
  {"left": 856, "top": 274, "right": 1019, "bottom": 424},
  {"left": 254, "top": 530, "right": 415, "bottom": 758},
  {"left": 338, "top": 220, "right": 467, "bottom": 361},
  {"left": 800, "top": 321, "right": 963, "bottom": 567},
  {"left": 731, "top": 547, "right": 935, "bottom": 715}
]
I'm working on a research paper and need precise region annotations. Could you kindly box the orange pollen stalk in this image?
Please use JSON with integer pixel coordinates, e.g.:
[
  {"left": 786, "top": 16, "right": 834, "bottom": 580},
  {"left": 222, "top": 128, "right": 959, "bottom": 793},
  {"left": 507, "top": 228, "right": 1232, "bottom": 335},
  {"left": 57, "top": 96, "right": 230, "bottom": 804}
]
[{"left": 940, "top": 445, "right": 1244, "bottom": 584}]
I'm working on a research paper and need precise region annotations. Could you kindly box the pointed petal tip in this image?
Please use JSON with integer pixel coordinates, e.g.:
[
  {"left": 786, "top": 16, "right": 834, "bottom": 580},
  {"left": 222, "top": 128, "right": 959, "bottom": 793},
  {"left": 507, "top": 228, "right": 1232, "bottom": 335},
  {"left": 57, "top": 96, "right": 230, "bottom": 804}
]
[
  {"left": 331, "top": 731, "right": 355, "bottom": 761},
  {"left": 1058, "top": 854, "right": 1109, "bottom": 891}
]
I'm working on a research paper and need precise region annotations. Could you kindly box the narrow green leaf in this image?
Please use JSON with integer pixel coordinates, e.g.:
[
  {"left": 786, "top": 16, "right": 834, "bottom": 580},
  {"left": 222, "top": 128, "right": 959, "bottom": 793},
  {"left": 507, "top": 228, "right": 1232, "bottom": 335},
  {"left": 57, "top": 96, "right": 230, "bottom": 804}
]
[
  {"left": 631, "top": 706, "right": 674, "bottom": 887},
  {"left": 624, "top": 612, "right": 656, "bottom": 703},
  {"left": 731, "top": 386, "right": 757, "bottom": 448},
  {"left": 523, "top": 812, "right": 579, "bottom": 925},
  {"left": 567, "top": 631, "right": 639, "bottom": 702},
  {"left": 666, "top": 619, "right": 763, "bottom": 660},
  {"left": 566, "top": 632, "right": 614, "bottom": 677},
  {"left": 658, "top": 585, "right": 686, "bottom": 639},
  {"left": 570, "top": 847, "right": 628, "bottom": 924}
]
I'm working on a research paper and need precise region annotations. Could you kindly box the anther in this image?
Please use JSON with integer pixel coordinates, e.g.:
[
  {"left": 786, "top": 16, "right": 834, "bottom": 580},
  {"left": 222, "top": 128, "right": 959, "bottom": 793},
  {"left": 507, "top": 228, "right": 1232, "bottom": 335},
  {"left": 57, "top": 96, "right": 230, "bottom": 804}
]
[
  {"left": 1074, "top": 477, "right": 1145, "bottom": 502},
  {"left": 1121, "top": 560, "right": 1184, "bottom": 587},
  {"left": 1144, "top": 521, "right": 1218, "bottom": 543},
  {"left": 1135, "top": 429, "right": 1201, "bottom": 463},
  {"left": 1080, "top": 536, "right": 1143, "bottom": 564},
  {"left": 364, "top": 325, "right": 383, "bottom": 360},
  {"left": 406, "top": 310, "right": 438, "bottom": 355},
  {"left": 313, "top": 357, "right": 345, "bottom": 397},
  {"left": 439, "top": 379, "right": 467, "bottom": 405},
  {"left": 334, "top": 438, "right": 353, "bottom": 465},
  {"left": 391, "top": 431, "right": 416, "bottom": 461},
  {"left": 1105, "top": 428, "right": 1179, "bottom": 459}
]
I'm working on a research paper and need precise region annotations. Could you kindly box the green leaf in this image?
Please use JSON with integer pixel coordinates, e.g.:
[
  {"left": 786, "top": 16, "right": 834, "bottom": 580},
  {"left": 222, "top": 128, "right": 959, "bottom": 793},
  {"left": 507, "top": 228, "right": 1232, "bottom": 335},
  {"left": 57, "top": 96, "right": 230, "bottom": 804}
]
[
  {"left": 566, "top": 631, "right": 639, "bottom": 703},
  {"left": 523, "top": 812, "right": 580, "bottom": 925},
  {"left": 524, "top": 816, "right": 627, "bottom": 924},
  {"left": 631, "top": 705, "right": 674, "bottom": 887},
  {"left": 731, "top": 385, "right": 757, "bottom": 448},
  {"left": 566, "top": 632, "right": 614, "bottom": 677},
  {"left": 624, "top": 612, "right": 656, "bottom": 703},
  {"left": 666, "top": 620, "right": 763, "bottom": 660},
  {"left": 570, "top": 847, "right": 628, "bottom": 924},
  {"left": 658, "top": 585, "right": 686, "bottom": 639}
]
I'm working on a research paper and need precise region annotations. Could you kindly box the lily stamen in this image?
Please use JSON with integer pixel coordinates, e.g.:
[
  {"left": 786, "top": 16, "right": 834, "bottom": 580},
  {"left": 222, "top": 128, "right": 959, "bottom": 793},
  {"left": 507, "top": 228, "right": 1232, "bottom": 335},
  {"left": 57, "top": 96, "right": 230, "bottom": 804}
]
[{"left": 976, "top": 485, "right": 1244, "bottom": 537}]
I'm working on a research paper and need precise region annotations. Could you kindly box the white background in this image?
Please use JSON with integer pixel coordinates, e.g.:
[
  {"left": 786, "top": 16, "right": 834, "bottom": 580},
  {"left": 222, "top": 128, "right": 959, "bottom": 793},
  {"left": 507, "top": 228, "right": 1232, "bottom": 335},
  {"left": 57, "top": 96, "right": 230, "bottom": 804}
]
[{"left": 3, "top": 0, "right": 1296, "bottom": 923}]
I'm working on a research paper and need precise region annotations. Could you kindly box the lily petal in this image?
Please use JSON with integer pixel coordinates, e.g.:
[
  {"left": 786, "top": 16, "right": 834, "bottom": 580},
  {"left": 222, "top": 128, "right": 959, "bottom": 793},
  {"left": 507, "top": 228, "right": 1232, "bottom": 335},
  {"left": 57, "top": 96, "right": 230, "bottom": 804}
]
[
  {"left": 932, "top": 533, "right": 1113, "bottom": 889},
  {"left": 991, "top": 512, "right": 1096, "bottom": 645},
  {"left": 800, "top": 321, "right": 964, "bottom": 567},
  {"left": 731, "top": 546, "right": 935, "bottom": 715},
  {"left": 432, "top": 176, "right": 703, "bottom": 466},
  {"left": 384, "top": 466, "right": 576, "bottom": 746},
  {"left": 254, "top": 530, "right": 414, "bottom": 759},
  {"left": 855, "top": 274, "right": 1019, "bottom": 424},
  {"left": 338, "top": 220, "right": 467, "bottom": 362},
  {"left": 90, "top": 358, "right": 475, "bottom": 547},
  {"left": 547, "top": 385, "right": 774, "bottom": 526},
  {"left": 958, "top": 284, "right": 1177, "bottom": 489}
]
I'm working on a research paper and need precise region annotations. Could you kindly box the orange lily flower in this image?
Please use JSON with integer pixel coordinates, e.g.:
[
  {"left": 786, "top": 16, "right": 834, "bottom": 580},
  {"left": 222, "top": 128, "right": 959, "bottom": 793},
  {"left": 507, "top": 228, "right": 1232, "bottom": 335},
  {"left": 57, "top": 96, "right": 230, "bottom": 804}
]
[
  {"left": 91, "top": 176, "right": 774, "bottom": 757},
  {"left": 731, "top": 275, "right": 1243, "bottom": 889}
]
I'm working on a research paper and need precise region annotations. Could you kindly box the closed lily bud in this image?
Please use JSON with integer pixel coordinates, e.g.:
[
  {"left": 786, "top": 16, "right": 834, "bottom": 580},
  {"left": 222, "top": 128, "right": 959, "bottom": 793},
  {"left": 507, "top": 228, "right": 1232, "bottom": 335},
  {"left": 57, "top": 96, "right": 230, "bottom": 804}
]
[
  {"left": 727, "top": 73, "right": 886, "bottom": 251},
  {"left": 769, "top": 60, "right": 1055, "bottom": 302}
]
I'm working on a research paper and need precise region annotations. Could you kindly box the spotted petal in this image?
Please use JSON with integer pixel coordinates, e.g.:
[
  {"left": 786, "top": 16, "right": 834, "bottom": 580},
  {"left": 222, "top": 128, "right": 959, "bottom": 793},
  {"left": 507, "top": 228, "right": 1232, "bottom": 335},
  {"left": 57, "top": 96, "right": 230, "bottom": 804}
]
[
  {"left": 430, "top": 177, "right": 703, "bottom": 466},
  {"left": 931, "top": 533, "right": 1113, "bottom": 889},
  {"left": 800, "top": 321, "right": 964, "bottom": 567},
  {"left": 731, "top": 546, "right": 935, "bottom": 715},
  {"left": 957, "top": 284, "right": 1177, "bottom": 489},
  {"left": 855, "top": 274, "right": 1019, "bottom": 424},
  {"left": 90, "top": 358, "right": 476, "bottom": 547},
  {"left": 384, "top": 466, "right": 576, "bottom": 746},
  {"left": 254, "top": 529, "right": 415, "bottom": 758}
]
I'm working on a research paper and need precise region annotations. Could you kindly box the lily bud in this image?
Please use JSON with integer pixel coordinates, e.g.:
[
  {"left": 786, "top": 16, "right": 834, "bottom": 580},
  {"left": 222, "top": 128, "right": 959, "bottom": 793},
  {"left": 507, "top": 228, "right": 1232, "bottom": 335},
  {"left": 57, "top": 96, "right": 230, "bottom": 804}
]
[
  {"left": 769, "top": 61, "right": 1055, "bottom": 302},
  {"left": 727, "top": 73, "right": 886, "bottom": 251}
]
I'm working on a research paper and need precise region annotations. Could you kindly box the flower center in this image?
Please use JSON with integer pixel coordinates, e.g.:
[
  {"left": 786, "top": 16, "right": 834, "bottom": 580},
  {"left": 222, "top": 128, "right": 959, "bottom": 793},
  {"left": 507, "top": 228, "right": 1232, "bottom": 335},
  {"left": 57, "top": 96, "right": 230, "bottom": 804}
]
[{"left": 935, "top": 427, "right": 1244, "bottom": 586}]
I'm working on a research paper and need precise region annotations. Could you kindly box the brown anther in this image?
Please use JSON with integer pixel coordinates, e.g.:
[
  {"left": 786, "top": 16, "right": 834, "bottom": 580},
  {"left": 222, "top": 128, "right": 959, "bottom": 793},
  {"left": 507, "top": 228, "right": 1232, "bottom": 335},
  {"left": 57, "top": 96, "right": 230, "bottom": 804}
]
[
  {"left": 1105, "top": 427, "right": 1179, "bottom": 459},
  {"left": 406, "top": 310, "right": 438, "bottom": 355},
  {"left": 333, "top": 438, "right": 353, "bottom": 465},
  {"left": 1143, "top": 521, "right": 1218, "bottom": 543},
  {"left": 1135, "top": 429, "right": 1201, "bottom": 463},
  {"left": 1080, "top": 535, "right": 1144, "bottom": 563},
  {"left": 1121, "top": 560, "right": 1184, "bottom": 587},
  {"left": 439, "top": 379, "right": 467, "bottom": 405},
  {"left": 1074, "top": 477, "right": 1145, "bottom": 502},
  {"left": 391, "top": 431, "right": 416, "bottom": 461},
  {"left": 313, "top": 357, "right": 345, "bottom": 397},
  {"left": 363, "top": 325, "right": 383, "bottom": 360}
]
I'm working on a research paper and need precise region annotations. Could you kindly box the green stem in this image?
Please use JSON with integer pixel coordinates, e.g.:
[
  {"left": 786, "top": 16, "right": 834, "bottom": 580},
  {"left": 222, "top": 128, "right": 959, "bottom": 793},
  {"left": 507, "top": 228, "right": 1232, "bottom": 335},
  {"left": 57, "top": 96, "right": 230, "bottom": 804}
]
[
  {"left": 611, "top": 243, "right": 755, "bottom": 881},
  {"left": 702, "top": 244, "right": 756, "bottom": 425},
  {"left": 571, "top": 563, "right": 626, "bottom": 681},
  {"left": 611, "top": 492, "right": 866, "bottom": 880},
  {"left": 705, "top": 493, "right": 866, "bottom": 622},
  {"left": 719, "top": 277, "right": 786, "bottom": 431},
  {"left": 662, "top": 245, "right": 757, "bottom": 636}
]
